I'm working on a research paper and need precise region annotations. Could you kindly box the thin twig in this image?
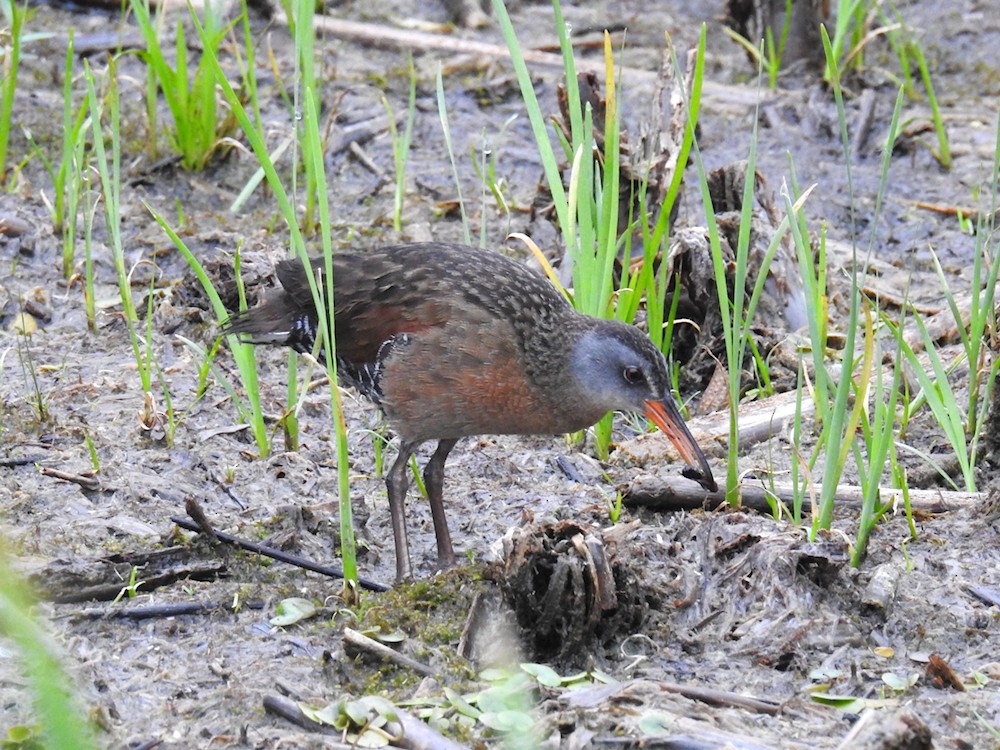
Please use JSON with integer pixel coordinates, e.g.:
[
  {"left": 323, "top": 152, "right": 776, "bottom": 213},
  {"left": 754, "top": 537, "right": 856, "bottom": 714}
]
[
  {"left": 343, "top": 627, "right": 435, "bottom": 677},
  {"left": 348, "top": 141, "right": 385, "bottom": 178},
  {"left": 0, "top": 455, "right": 44, "bottom": 467},
  {"left": 39, "top": 466, "right": 101, "bottom": 492},
  {"left": 69, "top": 600, "right": 241, "bottom": 621},
  {"left": 657, "top": 679, "right": 782, "bottom": 715},
  {"left": 170, "top": 515, "right": 391, "bottom": 592}
]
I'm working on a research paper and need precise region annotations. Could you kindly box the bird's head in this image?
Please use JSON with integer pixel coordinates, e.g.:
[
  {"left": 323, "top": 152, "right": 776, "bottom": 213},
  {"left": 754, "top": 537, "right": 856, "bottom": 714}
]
[{"left": 570, "top": 320, "right": 717, "bottom": 492}]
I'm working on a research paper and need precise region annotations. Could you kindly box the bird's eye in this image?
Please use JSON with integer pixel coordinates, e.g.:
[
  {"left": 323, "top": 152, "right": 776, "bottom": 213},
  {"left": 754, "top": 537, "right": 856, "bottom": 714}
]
[{"left": 623, "top": 366, "right": 644, "bottom": 384}]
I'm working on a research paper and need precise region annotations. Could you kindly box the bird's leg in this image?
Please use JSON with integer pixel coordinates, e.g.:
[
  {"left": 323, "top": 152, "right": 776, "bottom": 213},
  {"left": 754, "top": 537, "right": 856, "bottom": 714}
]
[
  {"left": 387, "top": 440, "right": 418, "bottom": 582},
  {"left": 423, "top": 438, "right": 458, "bottom": 569}
]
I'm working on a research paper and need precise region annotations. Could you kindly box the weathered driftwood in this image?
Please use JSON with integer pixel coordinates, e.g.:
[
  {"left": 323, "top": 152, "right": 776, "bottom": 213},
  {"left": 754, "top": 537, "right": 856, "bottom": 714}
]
[
  {"left": 47, "top": 561, "right": 226, "bottom": 604},
  {"left": 291, "top": 13, "right": 769, "bottom": 114},
  {"left": 624, "top": 472, "right": 980, "bottom": 514},
  {"left": 35, "top": 545, "right": 227, "bottom": 603}
]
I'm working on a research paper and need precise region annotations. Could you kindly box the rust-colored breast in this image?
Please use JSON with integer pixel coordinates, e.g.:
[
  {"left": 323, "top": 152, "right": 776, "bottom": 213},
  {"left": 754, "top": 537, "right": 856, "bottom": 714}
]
[{"left": 376, "top": 316, "right": 584, "bottom": 442}]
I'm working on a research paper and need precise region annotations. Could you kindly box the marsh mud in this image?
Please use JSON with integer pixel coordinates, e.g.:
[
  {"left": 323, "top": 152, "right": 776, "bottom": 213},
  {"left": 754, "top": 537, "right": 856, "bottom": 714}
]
[{"left": 1, "top": 0, "right": 999, "bottom": 747}]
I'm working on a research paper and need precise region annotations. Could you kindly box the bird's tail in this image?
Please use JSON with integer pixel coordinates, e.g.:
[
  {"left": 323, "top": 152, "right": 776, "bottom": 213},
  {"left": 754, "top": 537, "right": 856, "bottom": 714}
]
[{"left": 222, "top": 298, "right": 318, "bottom": 354}]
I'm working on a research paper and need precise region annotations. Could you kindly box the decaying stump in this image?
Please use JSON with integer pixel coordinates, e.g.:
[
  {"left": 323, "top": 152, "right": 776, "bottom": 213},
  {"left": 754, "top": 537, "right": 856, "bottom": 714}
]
[
  {"left": 725, "top": 0, "right": 829, "bottom": 70},
  {"left": 486, "top": 518, "right": 645, "bottom": 663}
]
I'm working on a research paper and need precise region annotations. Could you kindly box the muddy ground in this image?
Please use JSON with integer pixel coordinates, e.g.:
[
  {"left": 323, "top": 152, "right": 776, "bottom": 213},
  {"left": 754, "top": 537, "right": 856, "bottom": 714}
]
[{"left": 1, "top": 0, "right": 999, "bottom": 747}]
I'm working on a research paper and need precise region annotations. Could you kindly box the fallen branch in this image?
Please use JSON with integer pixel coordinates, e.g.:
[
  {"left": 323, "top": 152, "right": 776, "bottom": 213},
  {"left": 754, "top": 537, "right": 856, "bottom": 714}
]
[
  {"left": 615, "top": 389, "right": 816, "bottom": 467},
  {"left": 289, "top": 14, "right": 766, "bottom": 113},
  {"left": 68, "top": 600, "right": 247, "bottom": 621},
  {"left": 170, "top": 515, "right": 391, "bottom": 592},
  {"left": 343, "top": 627, "right": 435, "bottom": 678},
  {"left": 624, "top": 474, "right": 980, "bottom": 514}
]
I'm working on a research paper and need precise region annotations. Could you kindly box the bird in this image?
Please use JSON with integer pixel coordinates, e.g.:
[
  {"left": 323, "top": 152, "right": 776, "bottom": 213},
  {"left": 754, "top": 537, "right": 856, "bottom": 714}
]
[{"left": 224, "top": 242, "right": 717, "bottom": 581}]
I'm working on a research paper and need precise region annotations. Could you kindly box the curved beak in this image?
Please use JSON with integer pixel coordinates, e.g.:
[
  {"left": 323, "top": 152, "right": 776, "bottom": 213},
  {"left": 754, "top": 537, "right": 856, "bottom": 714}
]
[{"left": 644, "top": 398, "right": 717, "bottom": 493}]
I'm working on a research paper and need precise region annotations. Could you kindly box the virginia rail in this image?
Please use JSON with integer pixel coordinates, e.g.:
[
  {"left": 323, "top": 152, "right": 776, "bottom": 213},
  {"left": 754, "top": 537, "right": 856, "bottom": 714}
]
[{"left": 225, "top": 243, "right": 716, "bottom": 581}]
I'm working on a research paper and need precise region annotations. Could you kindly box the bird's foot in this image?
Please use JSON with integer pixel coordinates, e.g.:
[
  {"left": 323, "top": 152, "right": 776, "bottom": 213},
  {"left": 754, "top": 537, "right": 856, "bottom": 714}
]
[{"left": 434, "top": 549, "right": 458, "bottom": 572}]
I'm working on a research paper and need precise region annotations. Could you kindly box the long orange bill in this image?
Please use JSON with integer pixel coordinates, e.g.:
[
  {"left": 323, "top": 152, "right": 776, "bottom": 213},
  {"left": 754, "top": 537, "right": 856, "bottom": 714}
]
[{"left": 644, "top": 398, "right": 717, "bottom": 493}]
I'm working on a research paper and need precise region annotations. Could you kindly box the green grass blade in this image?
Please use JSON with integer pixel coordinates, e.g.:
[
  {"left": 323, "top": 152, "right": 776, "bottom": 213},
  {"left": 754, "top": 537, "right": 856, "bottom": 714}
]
[
  {"left": 0, "top": 0, "right": 25, "bottom": 180},
  {"left": 147, "top": 204, "right": 270, "bottom": 456},
  {"left": 812, "top": 24, "right": 860, "bottom": 532},
  {"left": 435, "top": 64, "right": 471, "bottom": 245},
  {"left": 491, "top": 0, "right": 567, "bottom": 232},
  {"left": 0, "top": 559, "right": 98, "bottom": 750},
  {"left": 302, "top": 83, "right": 356, "bottom": 585}
]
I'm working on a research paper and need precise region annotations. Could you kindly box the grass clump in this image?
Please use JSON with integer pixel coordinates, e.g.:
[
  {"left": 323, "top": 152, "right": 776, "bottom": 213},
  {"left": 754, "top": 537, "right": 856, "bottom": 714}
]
[
  {"left": 792, "top": 27, "right": 996, "bottom": 559},
  {"left": 130, "top": 0, "right": 248, "bottom": 170},
  {"left": 789, "top": 27, "right": 905, "bottom": 551},
  {"left": 84, "top": 58, "right": 164, "bottom": 434},
  {"left": 494, "top": 0, "right": 705, "bottom": 460},
  {"left": 383, "top": 55, "right": 417, "bottom": 233}
]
